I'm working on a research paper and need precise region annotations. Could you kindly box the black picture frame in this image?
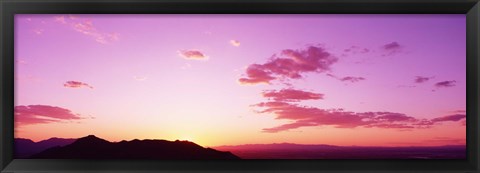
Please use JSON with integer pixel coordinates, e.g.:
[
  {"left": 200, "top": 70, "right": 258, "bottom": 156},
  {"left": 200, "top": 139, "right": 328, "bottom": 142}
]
[{"left": 1, "top": 0, "right": 479, "bottom": 172}]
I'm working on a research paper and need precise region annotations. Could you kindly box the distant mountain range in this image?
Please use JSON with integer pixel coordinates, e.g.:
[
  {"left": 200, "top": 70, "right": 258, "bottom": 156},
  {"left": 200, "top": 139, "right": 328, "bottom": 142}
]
[
  {"left": 27, "top": 135, "right": 240, "bottom": 159},
  {"left": 213, "top": 143, "right": 466, "bottom": 159},
  {"left": 15, "top": 137, "right": 76, "bottom": 158},
  {"left": 15, "top": 136, "right": 465, "bottom": 159},
  {"left": 215, "top": 143, "right": 340, "bottom": 150}
]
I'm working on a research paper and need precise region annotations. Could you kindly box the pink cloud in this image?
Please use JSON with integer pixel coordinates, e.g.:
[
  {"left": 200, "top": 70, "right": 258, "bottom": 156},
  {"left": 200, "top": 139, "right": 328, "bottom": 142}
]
[
  {"left": 261, "top": 89, "right": 324, "bottom": 102},
  {"left": 55, "top": 15, "right": 119, "bottom": 44},
  {"left": 32, "top": 29, "right": 44, "bottom": 35},
  {"left": 372, "top": 112, "right": 417, "bottom": 122},
  {"left": 54, "top": 16, "right": 66, "bottom": 24},
  {"left": 238, "top": 64, "right": 276, "bottom": 84},
  {"left": 254, "top": 101, "right": 466, "bottom": 133},
  {"left": 431, "top": 114, "right": 466, "bottom": 122},
  {"left": 410, "top": 119, "right": 434, "bottom": 127},
  {"left": 415, "top": 76, "right": 434, "bottom": 83},
  {"left": 435, "top": 80, "right": 456, "bottom": 88},
  {"left": 15, "top": 105, "right": 84, "bottom": 125},
  {"left": 255, "top": 102, "right": 413, "bottom": 129},
  {"left": 364, "top": 123, "right": 415, "bottom": 129},
  {"left": 258, "top": 105, "right": 371, "bottom": 132},
  {"left": 64, "top": 81, "right": 94, "bottom": 89},
  {"left": 179, "top": 50, "right": 209, "bottom": 60},
  {"left": 239, "top": 46, "right": 337, "bottom": 85},
  {"left": 253, "top": 101, "right": 291, "bottom": 108},
  {"left": 263, "top": 121, "right": 318, "bottom": 133},
  {"left": 72, "top": 20, "right": 94, "bottom": 33},
  {"left": 72, "top": 20, "right": 119, "bottom": 44}
]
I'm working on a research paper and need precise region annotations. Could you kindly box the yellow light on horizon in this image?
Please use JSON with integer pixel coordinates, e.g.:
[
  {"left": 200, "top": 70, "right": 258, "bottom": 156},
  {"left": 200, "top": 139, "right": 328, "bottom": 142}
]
[{"left": 178, "top": 136, "right": 194, "bottom": 142}]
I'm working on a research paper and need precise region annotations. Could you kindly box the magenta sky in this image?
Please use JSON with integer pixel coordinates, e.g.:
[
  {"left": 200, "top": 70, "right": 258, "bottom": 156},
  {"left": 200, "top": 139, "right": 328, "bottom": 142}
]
[{"left": 14, "top": 14, "right": 466, "bottom": 147}]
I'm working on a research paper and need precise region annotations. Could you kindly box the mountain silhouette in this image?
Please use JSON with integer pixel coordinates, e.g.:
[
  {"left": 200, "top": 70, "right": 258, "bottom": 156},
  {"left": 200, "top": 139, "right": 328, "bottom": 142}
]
[
  {"left": 30, "top": 135, "right": 240, "bottom": 159},
  {"left": 15, "top": 137, "right": 76, "bottom": 158}
]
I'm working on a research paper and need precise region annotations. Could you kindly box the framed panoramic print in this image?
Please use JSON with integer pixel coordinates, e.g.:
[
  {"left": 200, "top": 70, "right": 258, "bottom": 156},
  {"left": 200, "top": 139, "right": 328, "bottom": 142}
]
[{"left": 1, "top": 0, "right": 479, "bottom": 172}]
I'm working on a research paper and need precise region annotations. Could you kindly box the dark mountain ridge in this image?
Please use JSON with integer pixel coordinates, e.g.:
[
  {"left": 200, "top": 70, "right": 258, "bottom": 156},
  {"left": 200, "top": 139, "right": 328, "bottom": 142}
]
[
  {"left": 14, "top": 137, "right": 76, "bottom": 158},
  {"left": 30, "top": 135, "right": 240, "bottom": 159}
]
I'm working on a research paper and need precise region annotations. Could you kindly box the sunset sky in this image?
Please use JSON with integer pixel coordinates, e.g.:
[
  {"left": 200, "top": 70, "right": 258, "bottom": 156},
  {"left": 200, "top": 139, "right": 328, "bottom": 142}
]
[{"left": 14, "top": 14, "right": 466, "bottom": 147}]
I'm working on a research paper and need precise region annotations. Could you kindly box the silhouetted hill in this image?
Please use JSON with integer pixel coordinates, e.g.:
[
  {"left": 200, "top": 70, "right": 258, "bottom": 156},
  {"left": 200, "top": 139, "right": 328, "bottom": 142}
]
[
  {"left": 214, "top": 143, "right": 466, "bottom": 159},
  {"left": 15, "top": 137, "right": 76, "bottom": 158},
  {"left": 30, "top": 135, "right": 240, "bottom": 159}
]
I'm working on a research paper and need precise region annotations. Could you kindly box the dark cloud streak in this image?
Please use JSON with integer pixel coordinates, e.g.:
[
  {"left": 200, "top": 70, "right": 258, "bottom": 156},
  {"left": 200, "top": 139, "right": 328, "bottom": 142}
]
[{"left": 435, "top": 80, "right": 456, "bottom": 88}]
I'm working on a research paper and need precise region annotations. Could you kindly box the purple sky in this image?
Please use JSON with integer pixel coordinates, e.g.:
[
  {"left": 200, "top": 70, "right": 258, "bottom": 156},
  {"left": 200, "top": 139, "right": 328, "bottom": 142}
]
[{"left": 14, "top": 14, "right": 466, "bottom": 147}]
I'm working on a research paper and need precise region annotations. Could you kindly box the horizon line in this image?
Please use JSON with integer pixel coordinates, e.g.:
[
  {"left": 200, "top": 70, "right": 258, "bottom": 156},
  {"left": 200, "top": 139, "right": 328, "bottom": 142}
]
[{"left": 15, "top": 135, "right": 467, "bottom": 148}]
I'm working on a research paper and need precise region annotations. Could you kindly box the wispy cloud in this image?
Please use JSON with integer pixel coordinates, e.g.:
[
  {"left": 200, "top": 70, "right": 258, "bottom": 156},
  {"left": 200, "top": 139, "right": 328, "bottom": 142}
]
[
  {"left": 414, "top": 76, "right": 434, "bottom": 83},
  {"left": 133, "top": 76, "right": 148, "bottom": 81},
  {"left": 383, "top": 42, "right": 401, "bottom": 50},
  {"left": 431, "top": 114, "right": 466, "bottom": 123},
  {"left": 435, "top": 80, "right": 456, "bottom": 88},
  {"left": 239, "top": 45, "right": 337, "bottom": 85},
  {"left": 63, "top": 81, "right": 94, "bottom": 89},
  {"left": 262, "top": 121, "right": 318, "bottom": 133},
  {"left": 230, "top": 40, "right": 241, "bottom": 47},
  {"left": 381, "top": 42, "right": 403, "bottom": 56},
  {"left": 178, "top": 50, "right": 209, "bottom": 60},
  {"left": 54, "top": 15, "right": 119, "bottom": 44},
  {"left": 181, "top": 63, "right": 192, "bottom": 70},
  {"left": 327, "top": 73, "right": 366, "bottom": 83},
  {"left": 254, "top": 101, "right": 466, "bottom": 133},
  {"left": 452, "top": 110, "right": 466, "bottom": 114},
  {"left": 14, "top": 74, "right": 40, "bottom": 82},
  {"left": 397, "top": 85, "right": 417, "bottom": 88},
  {"left": 340, "top": 76, "right": 365, "bottom": 83},
  {"left": 54, "top": 16, "right": 67, "bottom": 24},
  {"left": 262, "top": 89, "right": 324, "bottom": 102},
  {"left": 15, "top": 105, "right": 84, "bottom": 125},
  {"left": 32, "top": 29, "right": 44, "bottom": 35},
  {"left": 343, "top": 46, "right": 370, "bottom": 54},
  {"left": 15, "top": 59, "right": 28, "bottom": 65}
]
